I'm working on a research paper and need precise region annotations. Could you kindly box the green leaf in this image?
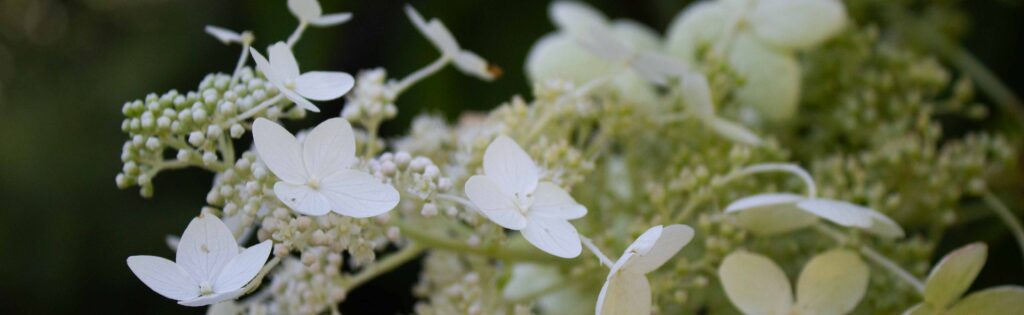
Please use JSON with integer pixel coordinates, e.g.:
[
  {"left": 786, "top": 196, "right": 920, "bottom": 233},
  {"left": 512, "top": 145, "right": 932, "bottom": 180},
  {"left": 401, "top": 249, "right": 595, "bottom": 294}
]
[{"left": 923, "top": 243, "right": 987, "bottom": 309}]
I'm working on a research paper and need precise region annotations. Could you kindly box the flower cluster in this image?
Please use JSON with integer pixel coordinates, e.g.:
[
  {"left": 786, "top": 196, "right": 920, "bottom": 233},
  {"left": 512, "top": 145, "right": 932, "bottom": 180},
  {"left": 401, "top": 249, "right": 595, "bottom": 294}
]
[{"left": 115, "top": 1, "right": 1024, "bottom": 314}]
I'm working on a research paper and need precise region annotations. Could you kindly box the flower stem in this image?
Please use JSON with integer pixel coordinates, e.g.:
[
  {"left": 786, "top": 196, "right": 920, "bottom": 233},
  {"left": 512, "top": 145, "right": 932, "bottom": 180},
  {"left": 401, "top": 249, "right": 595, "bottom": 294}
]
[
  {"left": 722, "top": 163, "right": 818, "bottom": 198},
  {"left": 243, "top": 255, "right": 283, "bottom": 294},
  {"left": 395, "top": 221, "right": 568, "bottom": 264},
  {"left": 436, "top": 193, "right": 477, "bottom": 210},
  {"left": 343, "top": 243, "right": 425, "bottom": 289},
  {"left": 981, "top": 190, "right": 1024, "bottom": 273},
  {"left": 229, "top": 35, "right": 253, "bottom": 88},
  {"left": 813, "top": 224, "right": 925, "bottom": 294},
  {"left": 580, "top": 236, "right": 614, "bottom": 268},
  {"left": 391, "top": 55, "right": 451, "bottom": 95},
  {"left": 229, "top": 94, "right": 285, "bottom": 125},
  {"left": 286, "top": 22, "right": 308, "bottom": 48}
]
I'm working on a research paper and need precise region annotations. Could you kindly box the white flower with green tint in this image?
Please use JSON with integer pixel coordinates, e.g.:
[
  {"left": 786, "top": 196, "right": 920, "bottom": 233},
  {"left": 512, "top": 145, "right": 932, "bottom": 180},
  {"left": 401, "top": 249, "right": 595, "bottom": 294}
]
[
  {"left": 596, "top": 225, "right": 694, "bottom": 315},
  {"left": 904, "top": 243, "right": 1024, "bottom": 315},
  {"left": 250, "top": 42, "right": 355, "bottom": 113},
  {"left": 719, "top": 249, "right": 869, "bottom": 315},
  {"left": 288, "top": 0, "right": 353, "bottom": 27},
  {"left": 405, "top": 5, "right": 499, "bottom": 81}
]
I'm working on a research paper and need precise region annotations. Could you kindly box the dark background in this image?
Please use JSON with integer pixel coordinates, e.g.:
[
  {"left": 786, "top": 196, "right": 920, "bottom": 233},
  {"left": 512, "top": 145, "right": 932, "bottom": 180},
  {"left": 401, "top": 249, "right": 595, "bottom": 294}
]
[{"left": 0, "top": 0, "right": 1022, "bottom": 313}]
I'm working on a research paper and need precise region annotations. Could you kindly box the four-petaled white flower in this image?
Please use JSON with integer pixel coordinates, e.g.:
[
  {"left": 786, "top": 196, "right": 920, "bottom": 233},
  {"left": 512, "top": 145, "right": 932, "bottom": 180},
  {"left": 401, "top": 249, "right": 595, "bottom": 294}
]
[
  {"left": 253, "top": 117, "right": 400, "bottom": 217},
  {"left": 681, "top": 71, "right": 763, "bottom": 146},
  {"left": 204, "top": 25, "right": 249, "bottom": 45},
  {"left": 464, "top": 135, "right": 587, "bottom": 258},
  {"left": 667, "top": 0, "right": 847, "bottom": 122},
  {"left": 719, "top": 249, "right": 869, "bottom": 315},
  {"left": 288, "top": 0, "right": 354, "bottom": 27},
  {"left": 904, "top": 243, "right": 1024, "bottom": 315},
  {"left": 596, "top": 225, "right": 694, "bottom": 315},
  {"left": 250, "top": 42, "right": 355, "bottom": 113},
  {"left": 404, "top": 5, "right": 499, "bottom": 81},
  {"left": 127, "top": 214, "right": 273, "bottom": 307}
]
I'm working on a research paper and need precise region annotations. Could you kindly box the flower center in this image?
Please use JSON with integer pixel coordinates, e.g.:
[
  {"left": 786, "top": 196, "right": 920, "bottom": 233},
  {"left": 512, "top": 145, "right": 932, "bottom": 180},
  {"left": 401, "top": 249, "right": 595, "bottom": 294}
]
[
  {"left": 512, "top": 192, "right": 534, "bottom": 215},
  {"left": 199, "top": 281, "right": 214, "bottom": 295},
  {"left": 285, "top": 79, "right": 297, "bottom": 90},
  {"left": 307, "top": 177, "right": 321, "bottom": 190}
]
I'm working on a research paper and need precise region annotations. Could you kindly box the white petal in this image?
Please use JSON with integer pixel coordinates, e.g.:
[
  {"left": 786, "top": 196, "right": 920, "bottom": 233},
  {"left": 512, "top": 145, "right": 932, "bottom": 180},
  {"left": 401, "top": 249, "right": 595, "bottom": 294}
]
[
  {"left": 924, "top": 243, "right": 987, "bottom": 309},
  {"left": 609, "top": 19, "right": 660, "bottom": 52},
  {"left": 530, "top": 182, "right": 587, "bottom": 220},
  {"left": 310, "top": 12, "right": 352, "bottom": 27},
  {"left": 728, "top": 34, "right": 800, "bottom": 122},
  {"left": 319, "top": 169, "right": 400, "bottom": 218},
  {"left": 718, "top": 251, "right": 794, "bottom": 315},
  {"left": 681, "top": 72, "right": 716, "bottom": 119},
  {"left": 205, "top": 25, "right": 241, "bottom": 44},
  {"left": 631, "top": 52, "right": 688, "bottom": 86},
  {"left": 596, "top": 270, "right": 651, "bottom": 315},
  {"left": 268, "top": 42, "right": 301, "bottom": 81},
  {"left": 751, "top": 0, "right": 846, "bottom": 50},
  {"left": 301, "top": 118, "right": 356, "bottom": 177},
  {"left": 178, "top": 289, "right": 243, "bottom": 307},
  {"left": 295, "top": 71, "right": 354, "bottom": 101},
  {"left": 249, "top": 48, "right": 284, "bottom": 86},
  {"left": 665, "top": 0, "right": 729, "bottom": 65},
  {"left": 127, "top": 256, "right": 199, "bottom": 301},
  {"left": 521, "top": 215, "right": 582, "bottom": 258},
  {"left": 287, "top": 0, "right": 322, "bottom": 22},
  {"left": 464, "top": 175, "right": 528, "bottom": 230},
  {"left": 549, "top": 1, "right": 607, "bottom": 39},
  {"left": 797, "top": 199, "right": 904, "bottom": 238},
  {"left": 947, "top": 286, "right": 1024, "bottom": 315},
  {"left": 708, "top": 117, "right": 764, "bottom": 146},
  {"left": 482, "top": 135, "right": 539, "bottom": 197},
  {"left": 726, "top": 193, "right": 817, "bottom": 235},
  {"left": 577, "top": 27, "right": 633, "bottom": 63},
  {"left": 794, "top": 249, "right": 869, "bottom": 315},
  {"left": 280, "top": 87, "right": 320, "bottom": 113},
  {"left": 214, "top": 241, "right": 272, "bottom": 293},
  {"left": 625, "top": 225, "right": 694, "bottom": 274},
  {"left": 453, "top": 50, "right": 497, "bottom": 81},
  {"left": 252, "top": 118, "right": 308, "bottom": 184},
  {"left": 274, "top": 181, "right": 331, "bottom": 216},
  {"left": 176, "top": 215, "right": 239, "bottom": 283},
  {"left": 525, "top": 33, "right": 612, "bottom": 84},
  {"left": 404, "top": 5, "right": 459, "bottom": 55}
]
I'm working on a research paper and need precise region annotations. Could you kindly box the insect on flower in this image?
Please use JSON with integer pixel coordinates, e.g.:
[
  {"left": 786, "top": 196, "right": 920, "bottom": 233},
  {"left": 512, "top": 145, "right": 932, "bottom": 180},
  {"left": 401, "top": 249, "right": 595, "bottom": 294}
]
[
  {"left": 465, "top": 135, "right": 587, "bottom": 258},
  {"left": 250, "top": 42, "right": 355, "bottom": 113},
  {"left": 127, "top": 214, "right": 273, "bottom": 307},
  {"left": 596, "top": 224, "right": 694, "bottom": 315},
  {"left": 252, "top": 117, "right": 400, "bottom": 217}
]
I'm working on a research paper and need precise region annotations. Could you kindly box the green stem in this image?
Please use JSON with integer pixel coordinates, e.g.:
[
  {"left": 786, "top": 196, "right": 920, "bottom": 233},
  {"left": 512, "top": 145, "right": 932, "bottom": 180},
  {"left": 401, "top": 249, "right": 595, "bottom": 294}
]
[
  {"left": 343, "top": 244, "right": 425, "bottom": 289},
  {"left": 981, "top": 190, "right": 1024, "bottom": 273},
  {"left": 395, "top": 221, "right": 569, "bottom": 264}
]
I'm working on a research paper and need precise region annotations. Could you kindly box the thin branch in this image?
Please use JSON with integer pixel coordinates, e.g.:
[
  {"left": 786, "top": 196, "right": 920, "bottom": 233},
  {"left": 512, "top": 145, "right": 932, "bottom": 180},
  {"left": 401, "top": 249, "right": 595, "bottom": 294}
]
[{"left": 981, "top": 190, "right": 1024, "bottom": 273}]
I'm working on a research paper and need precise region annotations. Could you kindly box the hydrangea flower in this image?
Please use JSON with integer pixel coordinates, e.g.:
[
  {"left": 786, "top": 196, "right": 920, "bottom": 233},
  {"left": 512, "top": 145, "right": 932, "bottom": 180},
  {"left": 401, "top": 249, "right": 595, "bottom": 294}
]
[
  {"left": 127, "top": 214, "right": 273, "bottom": 307},
  {"left": 405, "top": 5, "right": 499, "bottom": 81},
  {"left": 666, "top": 0, "right": 847, "bottom": 121},
  {"left": 252, "top": 118, "right": 400, "bottom": 217},
  {"left": 464, "top": 135, "right": 587, "bottom": 258},
  {"left": 596, "top": 225, "right": 695, "bottom": 315},
  {"left": 288, "top": 0, "right": 353, "bottom": 27},
  {"left": 204, "top": 25, "right": 247, "bottom": 45},
  {"left": 719, "top": 249, "right": 869, "bottom": 315},
  {"left": 904, "top": 243, "right": 1024, "bottom": 315},
  {"left": 681, "top": 71, "right": 763, "bottom": 146},
  {"left": 250, "top": 42, "right": 355, "bottom": 113},
  {"left": 526, "top": 1, "right": 667, "bottom": 105}
]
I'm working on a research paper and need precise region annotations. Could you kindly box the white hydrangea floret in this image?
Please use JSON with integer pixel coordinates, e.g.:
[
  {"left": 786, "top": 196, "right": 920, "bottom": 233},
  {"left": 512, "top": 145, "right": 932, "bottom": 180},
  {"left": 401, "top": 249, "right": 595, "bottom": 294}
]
[
  {"left": 596, "top": 224, "right": 694, "bottom": 315},
  {"left": 252, "top": 118, "right": 399, "bottom": 217},
  {"left": 250, "top": 42, "right": 355, "bottom": 113},
  {"left": 127, "top": 214, "right": 273, "bottom": 307},
  {"left": 288, "top": 0, "right": 354, "bottom": 27},
  {"left": 405, "top": 5, "right": 499, "bottom": 81},
  {"left": 464, "top": 135, "right": 587, "bottom": 258}
]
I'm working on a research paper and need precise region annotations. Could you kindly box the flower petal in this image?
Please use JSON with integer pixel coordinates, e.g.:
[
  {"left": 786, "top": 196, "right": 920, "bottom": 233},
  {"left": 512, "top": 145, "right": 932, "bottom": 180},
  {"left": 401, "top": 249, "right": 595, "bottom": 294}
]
[
  {"left": 405, "top": 5, "right": 459, "bottom": 55},
  {"left": 249, "top": 47, "right": 284, "bottom": 86},
  {"left": 295, "top": 71, "right": 355, "bottom": 101},
  {"left": 205, "top": 25, "right": 242, "bottom": 44},
  {"left": 665, "top": 0, "right": 729, "bottom": 65},
  {"left": 464, "top": 175, "right": 528, "bottom": 230},
  {"left": 453, "top": 50, "right": 497, "bottom": 81},
  {"left": 728, "top": 34, "right": 800, "bottom": 122},
  {"left": 214, "top": 240, "right": 272, "bottom": 293},
  {"left": 797, "top": 199, "right": 903, "bottom": 238},
  {"left": 319, "top": 169, "right": 400, "bottom": 218},
  {"left": 178, "top": 289, "right": 243, "bottom": 307},
  {"left": 632, "top": 51, "right": 688, "bottom": 86},
  {"left": 946, "top": 286, "right": 1024, "bottom": 315},
  {"left": 301, "top": 118, "right": 356, "bottom": 177},
  {"left": 609, "top": 19, "right": 660, "bottom": 52},
  {"left": 576, "top": 26, "right": 633, "bottom": 63},
  {"left": 521, "top": 215, "right": 582, "bottom": 258},
  {"left": 176, "top": 215, "right": 239, "bottom": 283},
  {"left": 924, "top": 243, "right": 988, "bottom": 309},
  {"left": 625, "top": 225, "right": 694, "bottom": 274},
  {"left": 708, "top": 117, "right": 764, "bottom": 146},
  {"left": 525, "top": 33, "right": 612, "bottom": 84},
  {"left": 482, "top": 135, "right": 539, "bottom": 198},
  {"left": 530, "top": 182, "right": 587, "bottom": 220},
  {"left": 253, "top": 118, "right": 308, "bottom": 184},
  {"left": 719, "top": 251, "right": 794, "bottom": 315},
  {"left": 310, "top": 12, "right": 352, "bottom": 27},
  {"left": 794, "top": 249, "right": 869, "bottom": 315},
  {"left": 268, "top": 42, "right": 301, "bottom": 81},
  {"left": 596, "top": 270, "right": 651, "bottom": 315},
  {"left": 280, "top": 86, "right": 320, "bottom": 113},
  {"left": 680, "top": 72, "right": 715, "bottom": 119},
  {"left": 549, "top": 1, "right": 607, "bottom": 39},
  {"left": 287, "top": 0, "right": 322, "bottom": 22},
  {"left": 726, "top": 193, "right": 817, "bottom": 235},
  {"left": 273, "top": 181, "right": 331, "bottom": 216},
  {"left": 750, "top": 0, "right": 846, "bottom": 50},
  {"left": 127, "top": 255, "right": 199, "bottom": 301}
]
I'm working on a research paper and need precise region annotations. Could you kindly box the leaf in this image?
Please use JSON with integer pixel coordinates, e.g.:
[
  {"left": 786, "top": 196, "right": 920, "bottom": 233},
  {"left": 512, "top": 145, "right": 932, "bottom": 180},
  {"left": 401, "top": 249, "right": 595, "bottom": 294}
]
[{"left": 923, "top": 243, "right": 988, "bottom": 308}]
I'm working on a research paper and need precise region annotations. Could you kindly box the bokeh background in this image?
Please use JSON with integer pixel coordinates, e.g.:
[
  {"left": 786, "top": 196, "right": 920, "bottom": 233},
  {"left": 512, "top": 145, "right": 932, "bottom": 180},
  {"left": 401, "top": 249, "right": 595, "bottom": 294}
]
[{"left": 1, "top": 0, "right": 1022, "bottom": 313}]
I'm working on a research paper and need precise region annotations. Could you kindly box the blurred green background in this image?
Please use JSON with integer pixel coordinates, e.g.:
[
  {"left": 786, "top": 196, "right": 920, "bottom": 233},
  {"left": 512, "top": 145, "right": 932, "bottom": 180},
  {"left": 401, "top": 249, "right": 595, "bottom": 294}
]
[{"left": 0, "top": 0, "right": 1022, "bottom": 313}]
